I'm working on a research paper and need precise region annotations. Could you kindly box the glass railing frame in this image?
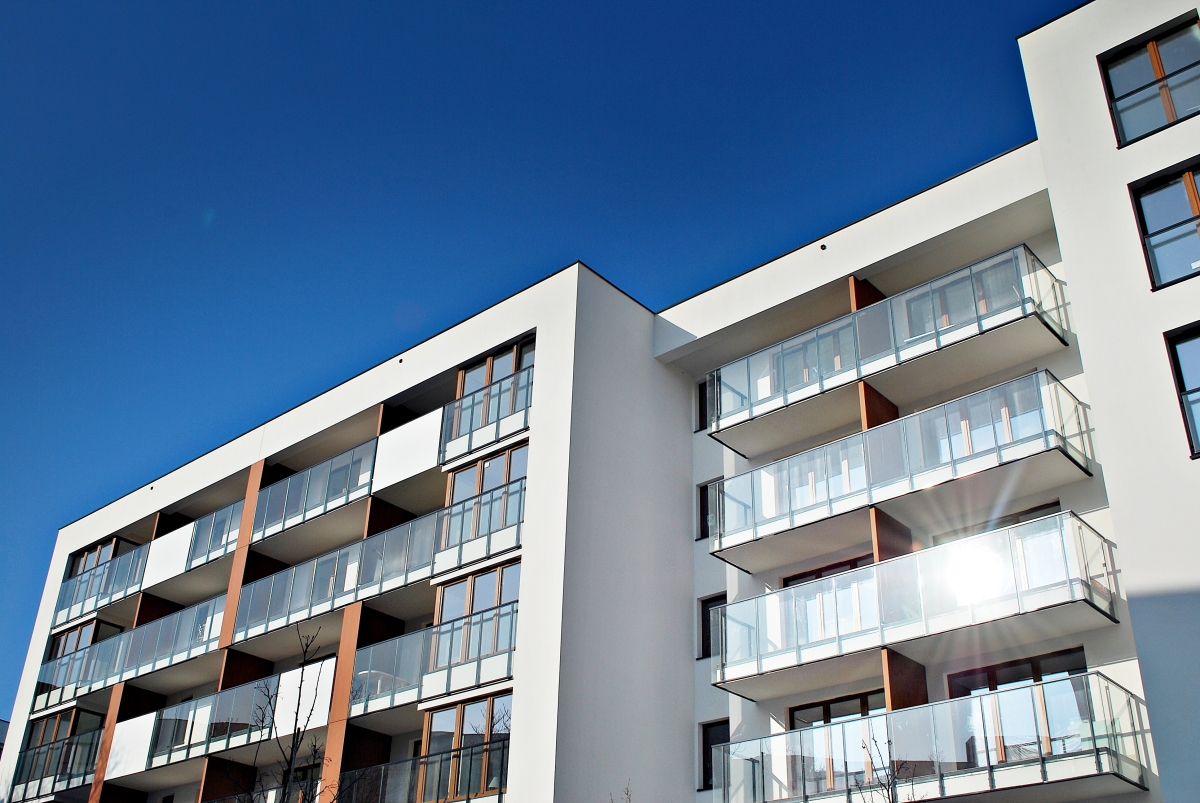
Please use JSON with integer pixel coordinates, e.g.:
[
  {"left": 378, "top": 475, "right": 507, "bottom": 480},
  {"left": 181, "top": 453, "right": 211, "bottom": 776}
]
[
  {"left": 440, "top": 366, "right": 534, "bottom": 463},
  {"left": 35, "top": 594, "right": 226, "bottom": 711},
  {"left": 349, "top": 602, "right": 518, "bottom": 716},
  {"left": 54, "top": 543, "right": 150, "bottom": 627},
  {"left": 203, "top": 781, "right": 318, "bottom": 803},
  {"left": 232, "top": 480, "right": 525, "bottom": 643},
  {"left": 9, "top": 727, "right": 103, "bottom": 803},
  {"left": 708, "top": 370, "right": 1094, "bottom": 555},
  {"left": 1110, "top": 58, "right": 1200, "bottom": 144},
  {"left": 1143, "top": 212, "right": 1200, "bottom": 287},
  {"left": 186, "top": 499, "right": 245, "bottom": 570},
  {"left": 250, "top": 440, "right": 377, "bottom": 544},
  {"left": 340, "top": 739, "right": 510, "bottom": 803},
  {"left": 1184, "top": 388, "right": 1200, "bottom": 454},
  {"left": 713, "top": 671, "right": 1150, "bottom": 803},
  {"left": 706, "top": 245, "right": 1068, "bottom": 434},
  {"left": 711, "top": 512, "right": 1118, "bottom": 686}
]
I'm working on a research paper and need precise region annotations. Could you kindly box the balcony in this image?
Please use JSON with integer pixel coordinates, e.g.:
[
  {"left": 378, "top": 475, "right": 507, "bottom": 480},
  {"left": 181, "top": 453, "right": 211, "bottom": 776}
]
[
  {"left": 100, "top": 657, "right": 336, "bottom": 782},
  {"left": 34, "top": 594, "right": 225, "bottom": 711},
  {"left": 9, "top": 729, "right": 102, "bottom": 803},
  {"left": 349, "top": 602, "right": 517, "bottom": 716},
  {"left": 54, "top": 544, "right": 149, "bottom": 627},
  {"left": 232, "top": 480, "right": 525, "bottom": 643},
  {"left": 439, "top": 367, "right": 533, "bottom": 463},
  {"left": 341, "top": 740, "right": 509, "bottom": 803},
  {"left": 185, "top": 499, "right": 244, "bottom": 570},
  {"left": 706, "top": 246, "right": 1067, "bottom": 458},
  {"left": 250, "top": 441, "right": 376, "bottom": 544},
  {"left": 711, "top": 514, "right": 1117, "bottom": 701},
  {"left": 715, "top": 672, "right": 1150, "bottom": 803},
  {"left": 709, "top": 371, "right": 1092, "bottom": 574}
]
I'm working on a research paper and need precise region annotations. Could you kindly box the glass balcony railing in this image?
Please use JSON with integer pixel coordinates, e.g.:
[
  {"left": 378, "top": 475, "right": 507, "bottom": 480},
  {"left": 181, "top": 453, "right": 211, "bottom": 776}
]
[
  {"left": 341, "top": 740, "right": 510, "bottom": 803},
  {"left": 712, "top": 514, "right": 1116, "bottom": 687},
  {"left": 9, "top": 728, "right": 103, "bottom": 803},
  {"left": 707, "top": 246, "right": 1066, "bottom": 433},
  {"left": 205, "top": 782, "right": 316, "bottom": 803},
  {"left": 350, "top": 602, "right": 518, "bottom": 715},
  {"left": 35, "top": 594, "right": 225, "bottom": 711},
  {"left": 233, "top": 480, "right": 525, "bottom": 642},
  {"left": 709, "top": 371, "right": 1091, "bottom": 554},
  {"left": 440, "top": 367, "right": 533, "bottom": 463},
  {"left": 149, "top": 674, "right": 279, "bottom": 766},
  {"left": 54, "top": 543, "right": 150, "bottom": 626},
  {"left": 1112, "top": 60, "right": 1200, "bottom": 144},
  {"left": 251, "top": 441, "right": 376, "bottom": 543},
  {"left": 715, "top": 672, "right": 1150, "bottom": 803},
  {"left": 186, "top": 499, "right": 244, "bottom": 570},
  {"left": 1145, "top": 214, "right": 1200, "bottom": 287}
]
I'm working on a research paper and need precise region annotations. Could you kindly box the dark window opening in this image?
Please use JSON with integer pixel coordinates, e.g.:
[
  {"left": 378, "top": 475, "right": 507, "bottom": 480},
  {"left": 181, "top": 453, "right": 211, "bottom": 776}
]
[
  {"left": 1168, "top": 324, "right": 1200, "bottom": 456},
  {"left": 789, "top": 690, "right": 886, "bottom": 731},
  {"left": 783, "top": 555, "right": 873, "bottom": 587},
  {"left": 699, "top": 594, "right": 727, "bottom": 659},
  {"left": 1135, "top": 166, "right": 1200, "bottom": 288},
  {"left": 700, "top": 719, "right": 729, "bottom": 791},
  {"left": 948, "top": 647, "right": 1086, "bottom": 698}
]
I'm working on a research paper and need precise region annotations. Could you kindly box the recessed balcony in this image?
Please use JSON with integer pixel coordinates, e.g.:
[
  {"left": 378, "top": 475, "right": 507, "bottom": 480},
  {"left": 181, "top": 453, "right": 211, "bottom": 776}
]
[
  {"left": 9, "top": 728, "right": 102, "bottom": 803},
  {"left": 715, "top": 672, "right": 1151, "bottom": 803},
  {"left": 343, "top": 739, "right": 510, "bottom": 803},
  {"left": 711, "top": 513, "right": 1117, "bottom": 702},
  {"left": 231, "top": 480, "right": 525, "bottom": 644},
  {"left": 709, "top": 371, "right": 1092, "bottom": 575},
  {"left": 439, "top": 366, "right": 533, "bottom": 464},
  {"left": 34, "top": 594, "right": 225, "bottom": 712},
  {"left": 349, "top": 601, "right": 517, "bottom": 718},
  {"left": 53, "top": 545, "right": 150, "bottom": 628},
  {"left": 706, "top": 246, "right": 1067, "bottom": 459}
]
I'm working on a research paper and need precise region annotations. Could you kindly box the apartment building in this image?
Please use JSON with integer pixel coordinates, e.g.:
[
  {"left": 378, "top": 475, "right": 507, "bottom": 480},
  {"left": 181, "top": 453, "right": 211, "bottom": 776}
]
[{"left": 2, "top": 1, "right": 1199, "bottom": 802}]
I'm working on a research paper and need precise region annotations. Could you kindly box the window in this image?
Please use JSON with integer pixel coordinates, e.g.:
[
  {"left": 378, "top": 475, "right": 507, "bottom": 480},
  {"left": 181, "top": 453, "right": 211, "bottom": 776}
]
[
  {"left": 696, "top": 380, "right": 710, "bottom": 432},
  {"left": 437, "top": 563, "right": 521, "bottom": 623},
  {"left": 697, "top": 481, "right": 718, "bottom": 540},
  {"left": 458, "top": 340, "right": 535, "bottom": 399},
  {"left": 47, "top": 620, "right": 122, "bottom": 660},
  {"left": 1168, "top": 325, "right": 1200, "bottom": 456},
  {"left": 447, "top": 444, "right": 528, "bottom": 506},
  {"left": 423, "top": 693, "right": 511, "bottom": 799},
  {"left": 699, "top": 719, "right": 729, "bottom": 791},
  {"left": 783, "top": 555, "right": 873, "bottom": 587},
  {"left": 789, "top": 690, "right": 886, "bottom": 730},
  {"left": 1136, "top": 167, "right": 1200, "bottom": 288},
  {"left": 948, "top": 647, "right": 1086, "bottom": 698},
  {"left": 1104, "top": 19, "right": 1200, "bottom": 144},
  {"left": 68, "top": 537, "right": 136, "bottom": 578},
  {"left": 699, "top": 595, "right": 726, "bottom": 659},
  {"left": 24, "top": 710, "right": 103, "bottom": 749}
]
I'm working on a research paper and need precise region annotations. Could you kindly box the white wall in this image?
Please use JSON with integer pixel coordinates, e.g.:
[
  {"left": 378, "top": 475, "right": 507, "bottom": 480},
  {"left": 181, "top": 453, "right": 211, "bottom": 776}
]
[
  {"left": 142, "top": 524, "right": 194, "bottom": 589},
  {"left": 105, "top": 712, "right": 157, "bottom": 780},
  {"left": 371, "top": 410, "right": 441, "bottom": 491}
]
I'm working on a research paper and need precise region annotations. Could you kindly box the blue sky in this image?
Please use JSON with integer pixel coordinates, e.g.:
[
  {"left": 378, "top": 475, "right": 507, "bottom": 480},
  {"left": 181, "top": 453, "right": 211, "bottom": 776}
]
[{"left": 0, "top": 0, "right": 1080, "bottom": 719}]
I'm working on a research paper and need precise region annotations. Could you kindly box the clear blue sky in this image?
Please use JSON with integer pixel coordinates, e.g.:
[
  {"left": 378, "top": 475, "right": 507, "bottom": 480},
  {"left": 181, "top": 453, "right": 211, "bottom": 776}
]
[{"left": 0, "top": 0, "right": 1079, "bottom": 719}]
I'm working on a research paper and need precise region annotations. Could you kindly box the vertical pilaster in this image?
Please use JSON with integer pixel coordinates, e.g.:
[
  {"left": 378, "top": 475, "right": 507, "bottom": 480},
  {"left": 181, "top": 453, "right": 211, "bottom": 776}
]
[
  {"left": 881, "top": 648, "right": 928, "bottom": 711},
  {"left": 848, "top": 276, "right": 885, "bottom": 311},
  {"left": 318, "top": 602, "right": 364, "bottom": 803},
  {"left": 220, "top": 460, "right": 266, "bottom": 649},
  {"left": 869, "top": 507, "right": 915, "bottom": 563}
]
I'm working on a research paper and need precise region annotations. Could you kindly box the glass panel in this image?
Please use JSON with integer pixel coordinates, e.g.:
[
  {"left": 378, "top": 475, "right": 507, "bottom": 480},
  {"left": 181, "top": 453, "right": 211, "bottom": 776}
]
[
  {"left": 1174, "top": 332, "right": 1200, "bottom": 391},
  {"left": 1167, "top": 60, "right": 1200, "bottom": 121},
  {"left": 1115, "top": 82, "right": 1170, "bottom": 141},
  {"left": 1140, "top": 179, "right": 1193, "bottom": 233},
  {"left": 1158, "top": 24, "right": 1200, "bottom": 74},
  {"left": 461, "top": 363, "right": 487, "bottom": 396},
  {"left": 480, "top": 456, "right": 506, "bottom": 494},
  {"left": 1107, "top": 47, "right": 1155, "bottom": 97},
  {"left": 1147, "top": 217, "right": 1200, "bottom": 285}
]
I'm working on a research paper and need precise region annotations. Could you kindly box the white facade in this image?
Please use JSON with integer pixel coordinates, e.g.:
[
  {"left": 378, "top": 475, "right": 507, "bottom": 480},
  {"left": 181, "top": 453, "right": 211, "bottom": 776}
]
[{"left": 3, "top": 2, "right": 1199, "bottom": 802}]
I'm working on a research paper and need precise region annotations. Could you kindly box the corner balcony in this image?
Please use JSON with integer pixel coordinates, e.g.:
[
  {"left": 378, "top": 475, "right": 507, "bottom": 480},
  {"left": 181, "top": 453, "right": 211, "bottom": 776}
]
[
  {"left": 715, "top": 672, "right": 1150, "bottom": 803},
  {"left": 250, "top": 440, "right": 377, "bottom": 550},
  {"left": 103, "top": 658, "right": 336, "bottom": 786},
  {"left": 709, "top": 371, "right": 1092, "bottom": 574},
  {"left": 342, "top": 739, "right": 509, "bottom": 803},
  {"left": 9, "top": 728, "right": 102, "bottom": 803},
  {"left": 53, "top": 544, "right": 149, "bottom": 627},
  {"left": 34, "top": 594, "right": 225, "bottom": 711},
  {"left": 439, "top": 366, "right": 533, "bottom": 464},
  {"left": 711, "top": 514, "right": 1117, "bottom": 702},
  {"left": 232, "top": 480, "right": 524, "bottom": 644},
  {"left": 349, "top": 602, "right": 517, "bottom": 718},
  {"left": 183, "top": 499, "right": 244, "bottom": 570},
  {"left": 707, "top": 246, "right": 1067, "bottom": 458}
]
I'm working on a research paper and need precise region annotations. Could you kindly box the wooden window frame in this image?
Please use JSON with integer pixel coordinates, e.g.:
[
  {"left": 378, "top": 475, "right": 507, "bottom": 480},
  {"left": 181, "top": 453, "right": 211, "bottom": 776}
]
[
  {"left": 788, "top": 689, "right": 887, "bottom": 731},
  {"left": 1100, "top": 14, "right": 1200, "bottom": 147},
  {"left": 418, "top": 692, "right": 512, "bottom": 801},
  {"left": 947, "top": 646, "right": 1087, "bottom": 698},
  {"left": 445, "top": 443, "right": 529, "bottom": 507},
  {"left": 782, "top": 555, "right": 873, "bottom": 588},
  {"left": 433, "top": 560, "right": 521, "bottom": 625},
  {"left": 455, "top": 340, "right": 535, "bottom": 400}
]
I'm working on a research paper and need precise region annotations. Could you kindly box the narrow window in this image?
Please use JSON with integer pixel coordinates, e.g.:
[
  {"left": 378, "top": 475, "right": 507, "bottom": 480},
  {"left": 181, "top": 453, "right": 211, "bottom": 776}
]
[
  {"left": 1168, "top": 325, "right": 1200, "bottom": 455},
  {"left": 1136, "top": 166, "right": 1200, "bottom": 287},
  {"left": 699, "top": 594, "right": 727, "bottom": 659},
  {"left": 696, "top": 380, "right": 709, "bottom": 432},
  {"left": 697, "top": 481, "right": 718, "bottom": 540},
  {"left": 700, "top": 719, "right": 730, "bottom": 791},
  {"left": 1104, "top": 19, "right": 1200, "bottom": 144}
]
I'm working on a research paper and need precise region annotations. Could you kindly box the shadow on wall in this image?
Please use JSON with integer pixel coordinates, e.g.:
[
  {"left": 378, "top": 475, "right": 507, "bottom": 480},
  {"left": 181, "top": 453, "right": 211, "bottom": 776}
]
[{"left": 1127, "top": 590, "right": 1200, "bottom": 803}]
